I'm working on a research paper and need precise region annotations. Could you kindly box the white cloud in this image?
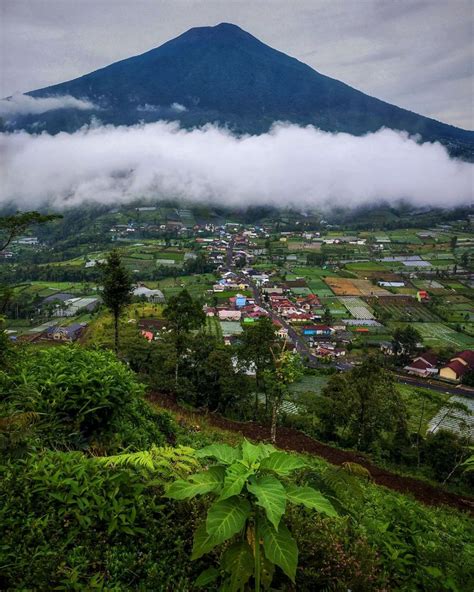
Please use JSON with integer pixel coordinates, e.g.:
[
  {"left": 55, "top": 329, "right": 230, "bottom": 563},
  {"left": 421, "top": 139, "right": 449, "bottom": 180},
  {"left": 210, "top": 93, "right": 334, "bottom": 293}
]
[
  {"left": 137, "top": 102, "right": 188, "bottom": 113},
  {"left": 170, "top": 102, "right": 187, "bottom": 113},
  {"left": 0, "top": 121, "right": 472, "bottom": 210},
  {"left": 0, "top": 94, "right": 97, "bottom": 117}
]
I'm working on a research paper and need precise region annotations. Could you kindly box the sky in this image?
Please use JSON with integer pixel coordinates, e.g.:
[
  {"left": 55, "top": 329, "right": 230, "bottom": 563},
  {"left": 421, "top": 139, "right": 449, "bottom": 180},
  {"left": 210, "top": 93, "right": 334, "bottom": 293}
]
[{"left": 1, "top": 0, "right": 473, "bottom": 130}]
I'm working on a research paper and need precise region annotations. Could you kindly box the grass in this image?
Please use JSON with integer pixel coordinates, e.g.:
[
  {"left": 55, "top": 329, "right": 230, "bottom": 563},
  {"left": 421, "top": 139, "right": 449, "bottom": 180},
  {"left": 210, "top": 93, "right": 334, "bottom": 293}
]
[
  {"left": 390, "top": 322, "right": 474, "bottom": 349},
  {"left": 398, "top": 384, "right": 450, "bottom": 434},
  {"left": 203, "top": 316, "right": 223, "bottom": 339},
  {"left": 345, "top": 261, "right": 388, "bottom": 272}
]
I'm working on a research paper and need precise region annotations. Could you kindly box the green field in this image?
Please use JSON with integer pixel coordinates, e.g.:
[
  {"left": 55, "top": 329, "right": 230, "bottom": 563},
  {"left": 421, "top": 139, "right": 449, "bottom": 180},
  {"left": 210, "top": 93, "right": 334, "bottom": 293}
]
[
  {"left": 391, "top": 322, "right": 474, "bottom": 349},
  {"left": 398, "top": 384, "right": 450, "bottom": 434},
  {"left": 148, "top": 274, "right": 215, "bottom": 300},
  {"left": 345, "top": 261, "right": 388, "bottom": 272},
  {"left": 203, "top": 316, "right": 223, "bottom": 339},
  {"left": 289, "top": 374, "right": 330, "bottom": 395}
]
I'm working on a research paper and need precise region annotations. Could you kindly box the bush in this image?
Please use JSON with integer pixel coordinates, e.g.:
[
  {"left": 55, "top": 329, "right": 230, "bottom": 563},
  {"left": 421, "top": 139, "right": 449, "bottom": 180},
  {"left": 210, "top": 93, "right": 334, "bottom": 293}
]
[
  {"left": 288, "top": 506, "right": 387, "bottom": 591},
  {"left": 0, "top": 450, "right": 204, "bottom": 591},
  {"left": 2, "top": 346, "right": 175, "bottom": 452}
]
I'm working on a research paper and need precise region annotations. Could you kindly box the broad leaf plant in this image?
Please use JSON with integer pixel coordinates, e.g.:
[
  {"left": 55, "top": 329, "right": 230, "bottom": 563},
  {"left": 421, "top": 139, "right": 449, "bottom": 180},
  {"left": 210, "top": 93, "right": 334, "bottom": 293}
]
[{"left": 165, "top": 439, "right": 337, "bottom": 591}]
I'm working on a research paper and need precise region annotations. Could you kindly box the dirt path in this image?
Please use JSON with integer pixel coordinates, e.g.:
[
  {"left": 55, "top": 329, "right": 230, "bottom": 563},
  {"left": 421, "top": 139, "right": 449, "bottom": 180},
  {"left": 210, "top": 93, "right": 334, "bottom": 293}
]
[{"left": 149, "top": 392, "right": 474, "bottom": 514}]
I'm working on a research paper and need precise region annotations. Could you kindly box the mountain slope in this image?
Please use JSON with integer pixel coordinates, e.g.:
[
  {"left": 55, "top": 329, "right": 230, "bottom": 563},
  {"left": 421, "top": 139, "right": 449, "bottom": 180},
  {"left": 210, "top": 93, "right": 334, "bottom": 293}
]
[{"left": 6, "top": 23, "right": 474, "bottom": 156}]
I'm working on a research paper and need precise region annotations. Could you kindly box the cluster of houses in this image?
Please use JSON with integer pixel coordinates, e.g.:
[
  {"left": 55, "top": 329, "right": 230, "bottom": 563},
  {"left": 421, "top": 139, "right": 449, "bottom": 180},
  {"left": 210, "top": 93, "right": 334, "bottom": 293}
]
[
  {"left": 207, "top": 268, "right": 351, "bottom": 358},
  {"left": 404, "top": 349, "right": 474, "bottom": 383}
]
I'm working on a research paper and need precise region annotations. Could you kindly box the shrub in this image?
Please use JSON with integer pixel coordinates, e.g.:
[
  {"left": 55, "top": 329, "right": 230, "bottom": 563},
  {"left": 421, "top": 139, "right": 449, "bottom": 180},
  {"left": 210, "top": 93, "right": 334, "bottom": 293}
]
[
  {"left": 2, "top": 346, "right": 175, "bottom": 452},
  {"left": 287, "top": 507, "right": 388, "bottom": 591},
  {"left": 0, "top": 449, "right": 203, "bottom": 591}
]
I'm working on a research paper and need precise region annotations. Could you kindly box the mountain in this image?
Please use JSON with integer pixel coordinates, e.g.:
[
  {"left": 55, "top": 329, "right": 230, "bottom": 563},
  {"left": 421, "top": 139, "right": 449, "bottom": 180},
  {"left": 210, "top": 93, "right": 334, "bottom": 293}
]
[{"left": 5, "top": 23, "right": 474, "bottom": 157}]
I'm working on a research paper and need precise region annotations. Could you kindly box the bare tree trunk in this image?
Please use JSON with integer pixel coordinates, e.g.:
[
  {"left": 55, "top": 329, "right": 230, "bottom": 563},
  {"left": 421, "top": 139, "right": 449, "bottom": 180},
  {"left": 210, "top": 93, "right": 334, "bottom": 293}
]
[
  {"left": 114, "top": 311, "right": 119, "bottom": 355},
  {"left": 270, "top": 400, "right": 278, "bottom": 444},
  {"left": 416, "top": 397, "right": 426, "bottom": 468}
]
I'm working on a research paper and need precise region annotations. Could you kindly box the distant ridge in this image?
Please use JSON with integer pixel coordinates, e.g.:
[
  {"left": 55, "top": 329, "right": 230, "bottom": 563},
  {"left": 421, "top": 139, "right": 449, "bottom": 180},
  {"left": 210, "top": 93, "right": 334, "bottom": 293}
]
[{"left": 5, "top": 22, "right": 473, "bottom": 158}]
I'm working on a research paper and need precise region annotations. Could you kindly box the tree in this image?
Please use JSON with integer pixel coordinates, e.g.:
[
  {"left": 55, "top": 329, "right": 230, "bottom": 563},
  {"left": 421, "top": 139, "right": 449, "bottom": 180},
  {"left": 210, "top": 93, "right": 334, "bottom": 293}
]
[
  {"left": 320, "top": 358, "right": 408, "bottom": 450},
  {"left": 0, "top": 211, "right": 61, "bottom": 251},
  {"left": 322, "top": 307, "right": 333, "bottom": 326},
  {"left": 238, "top": 317, "right": 280, "bottom": 418},
  {"left": 264, "top": 350, "right": 304, "bottom": 443},
  {"left": 306, "top": 252, "right": 325, "bottom": 266},
  {"left": 163, "top": 289, "right": 205, "bottom": 385},
  {"left": 424, "top": 430, "right": 471, "bottom": 483},
  {"left": 101, "top": 250, "right": 133, "bottom": 354},
  {"left": 462, "top": 369, "right": 474, "bottom": 387},
  {"left": 392, "top": 326, "right": 421, "bottom": 361},
  {"left": 166, "top": 440, "right": 336, "bottom": 591}
]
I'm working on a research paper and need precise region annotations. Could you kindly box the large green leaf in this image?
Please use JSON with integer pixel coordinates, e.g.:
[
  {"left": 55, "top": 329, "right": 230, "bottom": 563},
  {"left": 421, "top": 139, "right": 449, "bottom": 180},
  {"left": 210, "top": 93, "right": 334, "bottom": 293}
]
[
  {"left": 165, "top": 466, "right": 224, "bottom": 500},
  {"left": 219, "top": 462, "right": 253, "bottom": 500},
  {"left": 259, "top": 451, "right": 306, "bottom": 476},
  {"left": 195, "top": 567, "right": 220, "bottom": 587},
  {"left": 285, "top": 484, "right": 337, "bottom": 517},
  {"left": 241, "top": 438, "right": 265, "bottom": 466},
  {"left": 206, "top": 496, "right": 251, "bottom": 544},
  {"left": 191, "top": 523, "right": 221, "bottom": 560},
  {"left": 258, "top": 442, "right": 277, "bottom": 459},
  {"left": 221, "top": 541, "right": 254, "bottom": 592},
  {"left": 260, "top": 519, "right": 298, "bottom": 582},
  {"left": 247, "top": 475, "right": 286, "bottom": 530},
  {"left": 195, "top": 443, "right": 240, "bottom": 465}
]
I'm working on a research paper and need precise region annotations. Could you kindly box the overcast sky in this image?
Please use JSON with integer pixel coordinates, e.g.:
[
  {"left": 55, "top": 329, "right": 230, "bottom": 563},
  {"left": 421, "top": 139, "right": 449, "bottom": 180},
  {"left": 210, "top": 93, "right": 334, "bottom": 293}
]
[{"left": 0, "top": 0, "right": 472, "bottom": 129}]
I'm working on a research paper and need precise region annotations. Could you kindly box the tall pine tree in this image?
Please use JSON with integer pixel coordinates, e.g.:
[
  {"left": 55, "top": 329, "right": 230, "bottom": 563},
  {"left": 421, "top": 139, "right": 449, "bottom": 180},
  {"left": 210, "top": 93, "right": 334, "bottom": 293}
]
[{"left": 101, "top": 250, "right": 133, "bottom": 354}]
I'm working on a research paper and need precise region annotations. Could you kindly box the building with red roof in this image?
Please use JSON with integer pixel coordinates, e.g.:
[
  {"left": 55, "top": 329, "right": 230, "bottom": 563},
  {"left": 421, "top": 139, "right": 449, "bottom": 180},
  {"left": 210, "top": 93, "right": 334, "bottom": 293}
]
[{"left": 439, "top": 350, "right": 474, "bottom": 382}]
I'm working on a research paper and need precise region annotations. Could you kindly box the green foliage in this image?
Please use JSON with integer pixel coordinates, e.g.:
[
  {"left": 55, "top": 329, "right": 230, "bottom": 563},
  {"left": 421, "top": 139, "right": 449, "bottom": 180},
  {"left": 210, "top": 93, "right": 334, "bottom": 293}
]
[
  {"left": 0, "top": 211, "right": 62, "bottom": 251},
  {"left": 319, "top": 357, "right": 408, "bottom": 450},
  {"left": 166, "top": 439, "right": 336, "bottom": 590},
  {"left": 0, "top": 450, "right": 202, "bottom": 590},
  {"left": 96, "top": 444, "right": 199, "bottom": 478},
  {"left": 100, "top": 250, "right": 133, "bottom": 352},
  {"left": 2, "top": 346, "right": 173, "bottom": 452},
  {"left": 163, "top": 288, "right": 205, "bottom": 334}
]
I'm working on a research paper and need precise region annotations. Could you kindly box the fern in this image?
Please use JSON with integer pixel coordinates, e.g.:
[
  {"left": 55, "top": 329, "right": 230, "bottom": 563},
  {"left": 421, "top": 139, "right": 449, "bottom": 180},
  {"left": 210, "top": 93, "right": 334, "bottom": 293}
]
[
  {"left": 319, "top": 462, "right": 371, "bottom": 505},
  {"left": 341, "top": 461, "right": 372, "bottom": 480},
  {"left": 96, "top": 445, "right": 200, "bottom": 480},
  {"left": 0, "top": 411, "right": 40, "bottom": 431}
]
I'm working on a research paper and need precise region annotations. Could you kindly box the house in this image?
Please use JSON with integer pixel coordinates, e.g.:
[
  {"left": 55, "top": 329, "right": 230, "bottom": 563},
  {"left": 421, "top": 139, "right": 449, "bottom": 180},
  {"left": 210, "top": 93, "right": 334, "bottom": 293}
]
[
  {"left": 57, "top": 297, "right": 101, "bottom": 317},
  {"left": 235, "top": 294, "right": 247, "bottom": 308},
  {"left": 262, "top": 286, "right": 284, "bottom": 296},
  {"left": 45, "top": 323, "right": 86, "bottom": 342},
  {"left": 439, "top": 350, "right": 474, "bottom": 382},
  {"left": 41, "top": 292, "right": 76, "bottom": 305},
  {"left": 133, "top": 286, "right": 165, "bottom": 303},
  {"left": 378, "top": 281, "right": 405, "bottom": 288},
  {"left": 302, "top": 325, "right": 332, "bottom": 337},
  {"left": 218, "top": 310, "right": 242, "bottom": 321},
  {"left": 404, "top": 352, "right": 438, "bottom": 378},
  {"left": 416, "top": 290, "right": 430, "bottom": 302}
]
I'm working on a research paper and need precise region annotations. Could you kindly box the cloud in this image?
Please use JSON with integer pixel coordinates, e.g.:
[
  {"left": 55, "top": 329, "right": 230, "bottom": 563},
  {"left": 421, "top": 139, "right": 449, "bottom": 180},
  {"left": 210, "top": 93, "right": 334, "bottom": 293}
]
[
  {"left": 0, "top": 121, "right": 472, "bottom": 210},
  {"left": 136, "top": 102, "right": 187, "bottom": 113},
  {"left": 0, "top": 94, "right": 97, "bottom": 117},
  {"left": 170, "top": 102, "right": 187, "bottom": 113}
]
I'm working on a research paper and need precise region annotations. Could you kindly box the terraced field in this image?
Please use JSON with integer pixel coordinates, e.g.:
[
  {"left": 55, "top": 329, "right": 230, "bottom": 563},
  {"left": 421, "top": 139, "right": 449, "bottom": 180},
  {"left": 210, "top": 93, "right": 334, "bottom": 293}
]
[
  {"left": 372, "top": 297, "right": 440, "bottom": 322},
  {"left": 339, "top": 297, "right": 375, "bottom": 319}
]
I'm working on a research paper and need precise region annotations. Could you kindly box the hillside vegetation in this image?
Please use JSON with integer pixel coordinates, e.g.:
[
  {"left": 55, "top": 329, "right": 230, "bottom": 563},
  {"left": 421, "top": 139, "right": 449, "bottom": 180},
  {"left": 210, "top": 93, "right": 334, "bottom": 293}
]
[{"left": 1, "top": 343, "right": 473, "bottom": 591}]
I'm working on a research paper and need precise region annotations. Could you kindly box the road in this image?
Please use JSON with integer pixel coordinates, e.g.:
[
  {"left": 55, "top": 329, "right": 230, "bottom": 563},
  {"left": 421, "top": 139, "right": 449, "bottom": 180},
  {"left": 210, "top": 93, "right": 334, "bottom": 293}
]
[
  {"left": 225, "top": 239, "right": 474, "bottom": 398},
  {"left": 396, "top": 374, "right": 474, "bottom": 399},
  {"left": 227, "top": 240, "right": 343, "bottom": 370}
]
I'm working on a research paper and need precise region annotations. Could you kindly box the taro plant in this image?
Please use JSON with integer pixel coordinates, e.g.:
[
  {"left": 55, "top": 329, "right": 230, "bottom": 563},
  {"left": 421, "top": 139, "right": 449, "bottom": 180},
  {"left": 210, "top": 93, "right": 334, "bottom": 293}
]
[{"left": 165, "top": 439, "right": 337, "bottom": 591}]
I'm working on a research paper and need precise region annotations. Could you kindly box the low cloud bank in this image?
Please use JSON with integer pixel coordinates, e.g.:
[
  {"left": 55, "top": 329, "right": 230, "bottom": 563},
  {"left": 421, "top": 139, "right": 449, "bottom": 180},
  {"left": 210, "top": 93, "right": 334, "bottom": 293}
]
[
  {"left": 0, "top": 94, "right": 96, "bottom": 117},
  {"left": 0, "top": 121, "right": 472, "bottom": 210}
]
